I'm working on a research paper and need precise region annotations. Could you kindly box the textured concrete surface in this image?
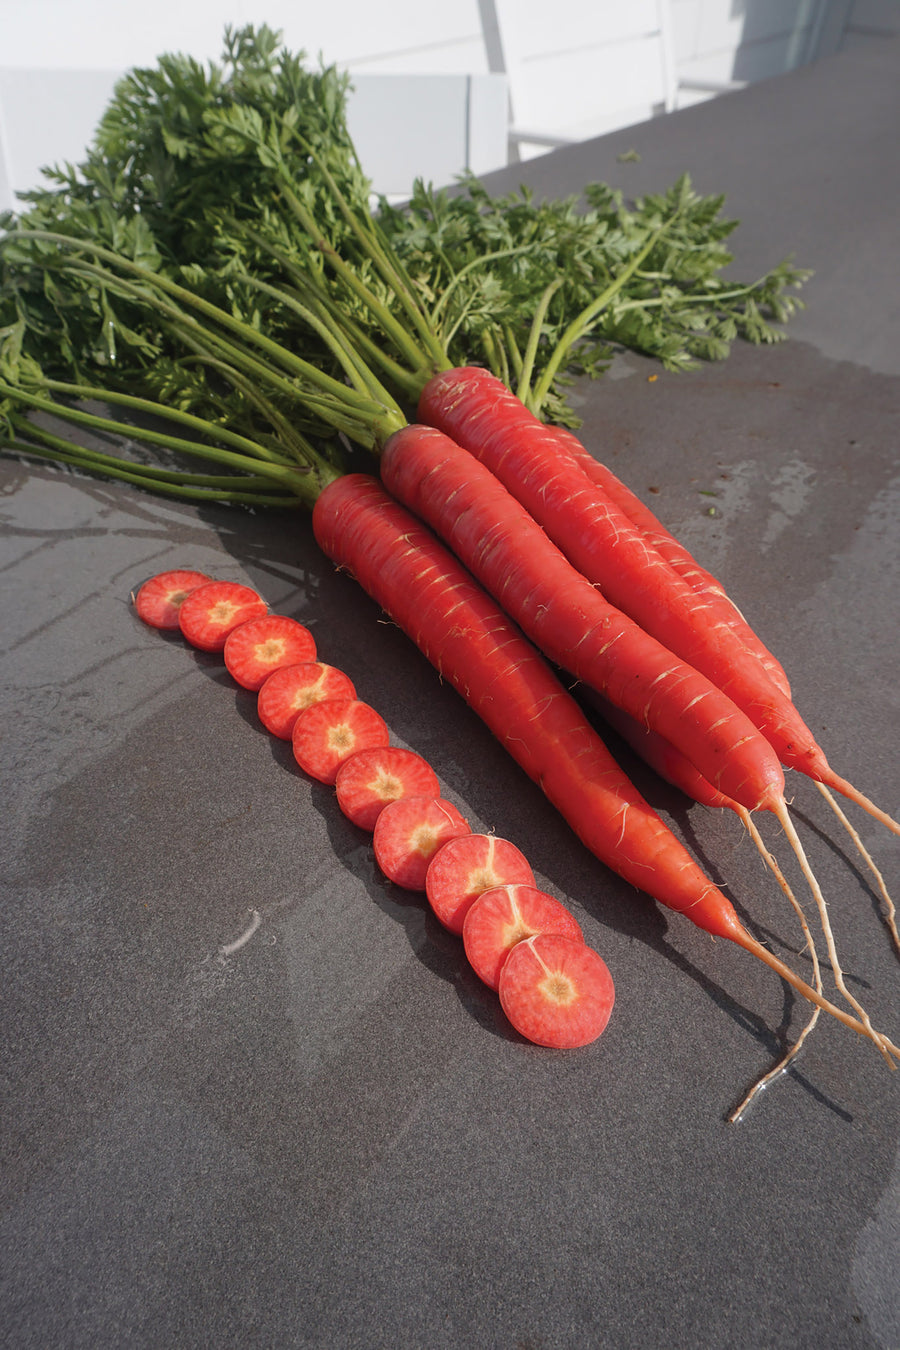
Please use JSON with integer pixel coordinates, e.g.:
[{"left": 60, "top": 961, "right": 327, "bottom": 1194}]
[{"left": 2, "top": 39, "right": 899, "bottom": 1350}]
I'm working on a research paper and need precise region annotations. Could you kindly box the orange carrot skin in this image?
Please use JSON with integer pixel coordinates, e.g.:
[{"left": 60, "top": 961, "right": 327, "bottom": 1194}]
[
  {"left": 418, "top": 368, "right": 832, "bottom": 785},
  {"left": 312, "top": 473, "right": 747, "bottom": 943},
  {"left": 550, "top": 425, "right": 791, "bottom": 698},
  {"left": 380, "top": 424, "right": 785, "bottom": 815}
]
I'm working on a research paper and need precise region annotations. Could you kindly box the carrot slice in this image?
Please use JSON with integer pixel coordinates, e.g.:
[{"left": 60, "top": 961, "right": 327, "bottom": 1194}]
[
  {"left": 334, "top": 746, "right": 440, "bottom": 831},
  {"left": 425, "top": 833, "right": 535, "bottom": 935},
  {"left": 224, "top": 614, "right": 317, "bottom": 690},
  {"left": 178, "top": 580, "right": 267, "bottom": 652},
  {"left": 133, "top": 569, "right": 211, "bottom": 629},
  {"left": 291, "top": 697, "right": 390, "bottom": 784},
  {"left": 373, "top": 795, "right": 471, "bottom": 890},
  {"left": 499, "top": 934, "right": 615, "bottom": 1048},
  {"left": 463, "top": 884, "right": 584, "bottom": 991},
  {"left": 257, "top": 662, "right": 357, "bottom": 740}
]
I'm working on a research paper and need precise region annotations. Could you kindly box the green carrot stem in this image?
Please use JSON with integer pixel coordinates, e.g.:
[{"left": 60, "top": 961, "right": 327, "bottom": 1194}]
[
  {"left": 242, "top": 273, "right": 399, "bottom": 407},
  {"left": 529, "top": 217, "right": 677, "bottom": 415},
  {"left": 440, "top": 287, "right": 495, "bottom": 351},
  {"left": 307, "top": 302, "right": 424, "bottom": 404},
  {"left": 39, "top": 377, "right": 296, "bottom": 465},
  {"left": 237, "top": 228, "right": 422, "bottom": 402},
  {"left": 516, "top": 278, "right": 563, "bottom": 406},
  {"left": 503, "top": 325, "right": 525, "bottom": 384},
  {"left": 429, "top": 244, "right": 536, "bottom": 329},
  {"left": 55, "top": 256, "right": 374, "bottom": 424},
  {"left": 0, "top": 381, "right": 328, "bottom": 488},
  {"left": 13, "top": 419, "right": 289, "bottom": 491},
  {"left": 163, "top": 343, "right": 324, "bottom": 465},
  {"left": 3, "top": 436, "right": 308, "bottom": 507},
  {"left": 9, "top": 230, "right": 388, "bottom": 412},
  {"left": 148, "top": 310, "right": 398, "bottom": 445},
  {"left": 478, "top": 326, "right": 507, "bottom": 384},
  {"left": 276, "top": 182, "right": 446, "bottom": 376},
  {"left": 280, "top": 142, "right": 447, "bottom": 367}
]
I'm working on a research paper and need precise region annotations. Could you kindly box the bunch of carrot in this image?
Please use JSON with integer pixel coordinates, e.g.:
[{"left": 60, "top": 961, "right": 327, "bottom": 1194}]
[
  {"left": 309, "top": 396, "right": 899, "bottom": 1087},
  {"left": 2, "top": 29, "right": 897, "bottom": 1112},
  {"left": 6, "top": 193, "right": 898, "bottom": 1110}
]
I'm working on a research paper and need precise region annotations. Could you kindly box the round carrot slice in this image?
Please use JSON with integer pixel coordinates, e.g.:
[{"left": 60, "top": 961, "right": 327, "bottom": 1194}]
[
  {"left": 133, "top": 569, "right": 212, "bottom": 629},
  {"left": 178, "top": 580, "right": 267, "bottom": 651},
  {"left": 499, "top": 934, "right": 615, "bottom": 1049},
  {"left": 425, "top": 833, "right": 535, "bottom": 935},
  {"left": 224, "top": 614, "right": 317, "bottom": 690},
  {"left": 463, "top": 884, "right": 584, "bottom": 990},
  {"left": 258, "top": 662, "right": 357, "bottom": 740},
  {"left": 291, "top": 697, "right": 390, "bottom": 784},
  {"left": 373, "top": 795, "right": 471, "bottom": 891},
  {"left": 335, "top": 746, "right": 440, "bottom": 831}
]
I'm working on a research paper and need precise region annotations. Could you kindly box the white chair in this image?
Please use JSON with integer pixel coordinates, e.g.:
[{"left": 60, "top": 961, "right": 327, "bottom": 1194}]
[
  {"left": 477, "top": 0, "right": 678, "bottom": 160},
  {"left": 347, "top": 74, "right": 508, "bottom": 199}
]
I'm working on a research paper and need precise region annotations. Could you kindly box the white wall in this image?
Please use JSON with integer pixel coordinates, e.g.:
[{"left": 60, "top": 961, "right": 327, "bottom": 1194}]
[
  {"left": 0, "top": 2, "right": 496, "bottom": 209},
  {"left": 672, "top": 0, "right": 899, "bottom": 104},
  {"left": 0, "top": 1, "right": 489, "bottom": 74},
  {"left": 1, "top": 1, "right": 895, "bottom": 210}
]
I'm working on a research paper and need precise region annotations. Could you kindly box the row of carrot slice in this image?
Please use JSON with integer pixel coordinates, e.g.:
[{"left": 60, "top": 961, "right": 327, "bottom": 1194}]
[{"left": 132, "top": 568, "right": 616, "bottom": 1049}]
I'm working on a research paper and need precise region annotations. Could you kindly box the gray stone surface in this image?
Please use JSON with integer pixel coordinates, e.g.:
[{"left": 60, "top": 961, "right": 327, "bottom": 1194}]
[{"left": 2, "top": 38, "right": 898, "bottom": 1350}]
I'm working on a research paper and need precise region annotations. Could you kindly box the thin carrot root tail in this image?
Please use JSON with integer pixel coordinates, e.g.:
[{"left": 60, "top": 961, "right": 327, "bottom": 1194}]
[
  {"left": 815, "top": 781, "right": 900, "bottom": 959},
  {"left": 821, "top": 769, "right": 900, "bottom": 839},
  {"left": 727, "top": 1003, "right": 820, "bottom": 1123},
  {"left": 732, "top": 926, "right": 900, "bottom": 1064},
  {"left": 771, "top": 797, "right": 896, "bottom": 1067},
  {"left": 729, "top": 809, "right": 823, "bottom": 1122}
]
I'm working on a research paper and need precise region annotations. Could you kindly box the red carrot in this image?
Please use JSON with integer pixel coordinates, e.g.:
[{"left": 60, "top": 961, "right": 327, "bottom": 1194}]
[
  {"left": 425, "top": 833, "right": 535, "bottom": 934},
  {"left": 132, "top": 568, "right": 212, "bottom": 630},
  {"left": 417, "top": 367, "right": 896, "bottom": 835},
  {"left": 312, "top": 474, "right": 742, "bottom": 932},
  {"left": 257, "top": 661, "right": 356, "bottom": 739},
  {"left": 588, "top": 693, "right": 830, "bottom": 1114},
  {"left": 334, "top": 746, "right": 440, "bottom": 830},
  {"left": 551, "top": 424, "right": 791, "bottom": 697},
  {"left": 291, "top": 696, "right": 389, "bottom": 784},
  {"left": 223, "top": 614, "right": 316, "bottom": 690},
  {"left": 311, "top": 471, "right": 899, "bottom": 1058},
  {"left": 373, "top": 795, "right": 471, "bottom": 890},
  {"left": 463, "top": 884, "right": 584, "bottom": 992},
  {"left": 178, "top": 579, "right": 268, "bottom": 652},
  {"left": 499, "top": 934, "right": 615, "bottom": 1049},
  {"left": 380, "top": 422, "right": 785, "bottom": 815}
]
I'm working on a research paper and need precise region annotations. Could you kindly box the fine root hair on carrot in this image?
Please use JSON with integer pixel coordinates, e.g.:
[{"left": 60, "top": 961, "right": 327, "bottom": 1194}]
[
  {"left": 729, "top": 808, "right": 823, "bottom": 1123},
  {"left": 815, "top": 781, "right": 900, "bottom": 959},
  {"left": 771, "top": 797, "right": 894, "bottom": 1066},
  {"left": 737, "top": 804, "right": 807, "bottom": 897}
]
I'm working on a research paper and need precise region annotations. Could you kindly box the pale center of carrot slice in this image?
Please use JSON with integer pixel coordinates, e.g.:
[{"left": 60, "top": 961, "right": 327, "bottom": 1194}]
[
  {"left": 410, "top": 824, "right": 440, "bottom": 857},
  {"left": 539, "top": 972, "right": 578, "bottom": 1006},
  {"left": 373, "top": 771, "right": 403, "bottom": 801},
  {"left": 302, "top": 673, "right": 329, "bottom": 705},
  {"left": 327, "top": 723, "right": 355, "bottom": 751},
  {"left": 468, "top": 865, "right": 501, "bottom": 893},
  {"left": 256, "top": 638, "right": 286, "bottom": 662}
]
